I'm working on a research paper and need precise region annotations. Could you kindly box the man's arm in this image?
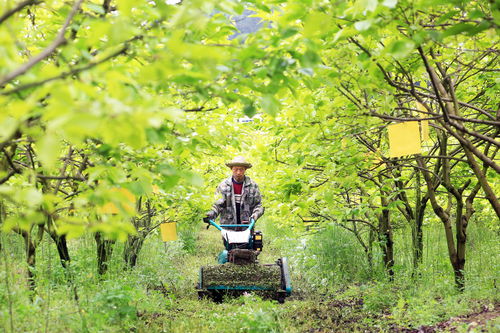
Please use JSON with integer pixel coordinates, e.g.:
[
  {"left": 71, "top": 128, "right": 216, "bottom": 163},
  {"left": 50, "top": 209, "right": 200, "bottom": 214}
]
[
  {"left": 250, "top": 184, "right": 264, "bottom": 221},
  {"left": 206, "top": 185, "right": 225, "bottom": 220}
]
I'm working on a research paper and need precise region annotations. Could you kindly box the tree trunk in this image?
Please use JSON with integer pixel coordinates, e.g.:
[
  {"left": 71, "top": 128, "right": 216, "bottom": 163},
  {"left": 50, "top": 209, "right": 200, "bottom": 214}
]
[
  {"left": 49, "top": 233, "right": 71, "bottom": 268},
  {"left": 123, "top": 236, "right": 145, "bottom": 269},
  {"left": 414, "top": 217, "right": 424, "bottom": 267},
  {"left": 452, "top": 198, "right": 466, "bottom": 291},
  {"left": 390, "top": 164, "right": 427, "bottom": 273},
  {"left": 45, "top": 215, "right": 71, "bottom": 268},
  {"left": 95, "top": 232, "right": 115, "bottom": 275},
  {"left": 378, "top": 187, "right": 394, "bottom": 278},
  {"left": 451, "top": 215, "right": 466, "bottom": 292},
  {"left": 412, "top": 170, "right": 425, "bottom": 269},
  {"left": 123, "top": 197, "right": 156, "bottom": 269},
  {"left": 20, "top": 226, "right": 44, "bottom": 293},
  {"left": 0, "top": 201, "right": 4, "bottom": 252},
  {"left": 24, "top": 235, "right": 37, "bottom": 292},
  {"left": 416, "top": 151, "right": 475, "bottom": 291},
  {"left": 367, "top": 228, "right": 375, "bottom": 272},
  {"left": 378, "top": 212, "right": 394, "bottom": 277}
]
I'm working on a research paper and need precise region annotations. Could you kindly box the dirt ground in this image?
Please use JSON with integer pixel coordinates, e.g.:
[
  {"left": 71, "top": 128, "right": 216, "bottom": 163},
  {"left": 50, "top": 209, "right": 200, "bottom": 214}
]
[
  {"left": 413, "top": 303, "right": 499, "bottom": 333},
  {"left": 287, "top": 297, "right": 499, "bottom": 332}
]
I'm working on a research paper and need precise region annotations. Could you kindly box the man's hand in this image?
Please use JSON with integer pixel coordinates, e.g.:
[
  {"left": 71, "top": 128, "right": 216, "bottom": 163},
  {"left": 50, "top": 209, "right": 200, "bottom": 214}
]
[
  {"left": 204, "top": 211, "right": 215, "bottom": 224},
  {"left": 203, "top": 213, "right": 214, "bottom": 229},
  {"left": 250, "top": 214, "right": 258, "bottom": 222}
]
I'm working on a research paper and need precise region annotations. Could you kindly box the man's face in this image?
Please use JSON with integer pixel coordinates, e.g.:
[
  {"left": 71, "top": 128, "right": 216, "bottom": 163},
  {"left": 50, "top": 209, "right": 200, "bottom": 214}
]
[{"left": 231, "top": 166, "right": 247, "bottom": 182}]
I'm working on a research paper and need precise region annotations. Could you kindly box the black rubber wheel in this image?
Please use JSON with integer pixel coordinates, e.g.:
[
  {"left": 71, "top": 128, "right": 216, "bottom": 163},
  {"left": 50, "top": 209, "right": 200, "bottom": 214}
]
[
  {"left": 276, "top": 290, "right": 287, "bottom": 304},
  {"left": 211, "top": 290, "right": 224, "bottom": 303},
  {"left": 198, "top": 290, "right": 209, "bottom": 300}
]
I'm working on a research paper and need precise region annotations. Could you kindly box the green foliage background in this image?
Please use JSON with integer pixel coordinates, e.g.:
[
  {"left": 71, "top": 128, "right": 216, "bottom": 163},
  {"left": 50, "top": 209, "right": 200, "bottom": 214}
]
[{"left": 0, "top": 0, "right": 499, "bottom": 331}]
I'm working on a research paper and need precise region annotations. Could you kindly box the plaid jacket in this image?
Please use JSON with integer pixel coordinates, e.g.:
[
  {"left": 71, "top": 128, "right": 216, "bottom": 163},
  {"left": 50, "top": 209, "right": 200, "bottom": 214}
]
[{"left": 208, "top": 176, "right": 264, "bottom": 225}]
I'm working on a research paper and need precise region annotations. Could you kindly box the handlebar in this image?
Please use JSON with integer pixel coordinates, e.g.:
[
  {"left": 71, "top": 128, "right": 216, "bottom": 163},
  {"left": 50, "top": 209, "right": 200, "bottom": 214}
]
[{"left": 206, "top": 218, "right": 255, "bottom": 231}]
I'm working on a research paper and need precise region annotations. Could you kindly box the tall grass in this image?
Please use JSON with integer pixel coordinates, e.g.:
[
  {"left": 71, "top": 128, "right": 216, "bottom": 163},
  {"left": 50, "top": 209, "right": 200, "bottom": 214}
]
[
  {"left": 0, "top": 228, "right": 195, "bottom": 332},
  {"left": 0, "top": 213, "right": 497, "bottom": 331},
  {"left": 280, "top": 216, "right": 499, "bottom": 328},
  {"left": 287, "top": 216, "right": 499, "bottom": 293},
  {"left": 290, "top": 224, "right": 376, "bottom": 290}
]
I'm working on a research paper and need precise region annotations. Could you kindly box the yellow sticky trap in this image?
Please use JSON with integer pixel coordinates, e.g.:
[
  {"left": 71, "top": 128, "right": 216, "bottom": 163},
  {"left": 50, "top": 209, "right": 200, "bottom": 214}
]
[
  {"left": 99, "top": 188, "right": 136, "bottom": 215},
  {"left": 100, "top": 202, "right": 119, "bottom": 214},
  {"left": 160, "top": 222, "right": 177, "bottom": 242},
  {"left": 420, "top": 121, "right": 429, "bottom": 142},
  {"left": 415, "top": 101, "right": 426, "bottom": 113},
  {"left": 388, "top": 122, "right": 422, "bottom": 157},
  {"left": 415, "top": 102, "right": 430, "bottom": 142}
]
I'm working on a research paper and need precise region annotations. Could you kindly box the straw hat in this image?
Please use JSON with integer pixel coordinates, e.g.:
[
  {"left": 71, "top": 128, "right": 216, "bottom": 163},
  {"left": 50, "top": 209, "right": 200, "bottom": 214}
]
[{"left": 225, "top": 156, "right": 252, "bottom": 169}]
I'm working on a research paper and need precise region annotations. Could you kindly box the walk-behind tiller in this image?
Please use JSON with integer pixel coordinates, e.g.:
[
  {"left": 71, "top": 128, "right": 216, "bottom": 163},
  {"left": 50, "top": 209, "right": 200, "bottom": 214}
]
[{"left": 197, "top": 218, "right": 292, "bottom": 303}]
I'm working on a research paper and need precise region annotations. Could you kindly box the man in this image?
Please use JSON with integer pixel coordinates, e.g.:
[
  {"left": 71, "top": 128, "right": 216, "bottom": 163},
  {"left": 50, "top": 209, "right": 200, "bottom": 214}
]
[{"left": 205, "top": 156, "right": 264, "bottom": 226}]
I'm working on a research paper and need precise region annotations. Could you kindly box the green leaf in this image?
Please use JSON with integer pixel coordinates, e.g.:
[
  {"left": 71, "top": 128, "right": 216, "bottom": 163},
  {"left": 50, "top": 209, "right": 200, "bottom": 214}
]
[
  {"left": 411, "top": 31, "right": 427, "bottom": 46},
  {"left": 36, "top": 133, "right": 62, "bottom": 170},
  {"left": 298, "top": 68, "right": 314, "bottom": 76},
  {"left": 468, "top": 9, "right": 485, "bottom": 20},
  {"left": 0, "top": 117, "right": 18, "bottom": 142},
  {"left": 157, "top": 164, "right": 180, "bottom": 189},
  {"left": 436, "top": 10, "right": 459, "bottom": 24},
  {"left": 388, "top": 40, "right": 415, "bottom": 59},
  {"left": 185, "top": 172, "right": 203, "bottom": 187},
  {"left": 55, "top": 113, "right": 102, "bottom": 143},
  {"left": 354, "top": 19, "right": 372, "bottom": 31},
  {"left": 2, "top": 211, "right": 45, "bottom": 232},
  {"left": 251, "top": 4, "right": 272, "bottom": 13},
  {"left": 281, "top": 27, "right": 299, "bottom": 39},
  {"left": 442, "top": 23, "right": 475, "bottom": 38},
  {"left": 84, "top": 2, "right": 105, "bottom": 15},
  {"left": 362, "top": 0, "right": 378, "bottom": 12},
  {"left": 300, "top": 49, "right": 321, "bottom": 68},
  {"left": 116, "top": 0, "right": 134, "bottom": 15},
  {"left": 466, "top": 21, "right": 491, "bottom": 36},
  {"left": 261, "top": 95, "right": 280, "bottom": 116},
  {"left": 427, "top": 30, "right": 442, "bottom": 42},
  {"left": 58, "top": 217, "right": 87, "bottom": 239},
  {"left": 303, "top": 12, "right": 332, "bottom": 37},
  {"left": 126, "top": 181, "right": 149, "bottom": 196},
  {"left": 90, "top": 218, "right": 136, "bottom": 241},
  {"left": 243, "top": 103, "right": 257, "bottom": 117},
  {"left": 382, "top": 0, "right": 398, "bottom": 8}
]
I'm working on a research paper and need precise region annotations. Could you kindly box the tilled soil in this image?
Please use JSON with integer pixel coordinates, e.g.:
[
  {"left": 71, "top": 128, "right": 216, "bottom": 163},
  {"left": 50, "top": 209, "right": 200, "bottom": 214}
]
[{"left": 201, "top": 263, "right": 282, "bottom": 289}]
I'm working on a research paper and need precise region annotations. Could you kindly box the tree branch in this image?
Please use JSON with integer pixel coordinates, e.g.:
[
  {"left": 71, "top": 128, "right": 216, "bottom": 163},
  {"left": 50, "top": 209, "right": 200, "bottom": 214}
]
[
  {"left": 2, "top": 45, "right": 129, "bottom": 95},
  {"left": 0, "top": 0, "right": 84, "bottom": 87},
  {"left": 53, "top": 147, "right": 74, "bottom": 195},
  {"left": 183, "top": 107, "right": 218, "bottom": 112},
  {"left": 2, "top": 148, "right": 21, "bottom": 173},
  {"left": 36, "top": 174, "right": 86, "bottom": 181},
  {"left": 448, "top": 114, "right": 500, "bottom": 127},
  {"left": 0, "top": 0, "right": 42, "bottom": 25},
  {"left": 0, "top": 170, "right": 16, "bottom": 185}
]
